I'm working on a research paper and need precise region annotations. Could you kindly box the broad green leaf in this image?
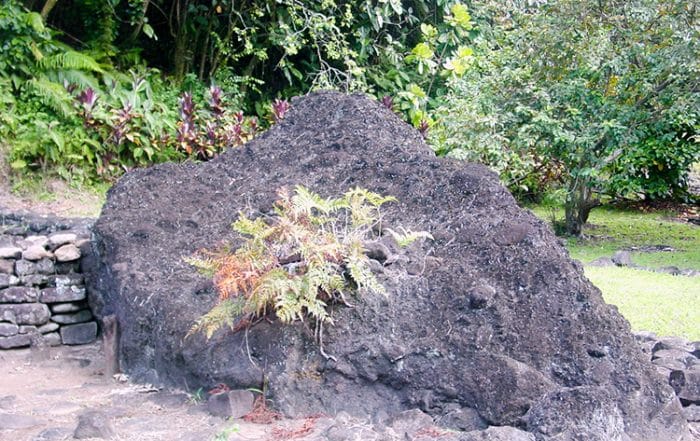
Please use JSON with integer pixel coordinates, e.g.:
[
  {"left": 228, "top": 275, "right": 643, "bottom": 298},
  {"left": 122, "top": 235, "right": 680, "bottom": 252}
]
[
  {"left": 411, "top": 43, "right": 434, "bottom": 60},
  {"left": 448, "top": 3, "right": 473, "bottom": 30}
]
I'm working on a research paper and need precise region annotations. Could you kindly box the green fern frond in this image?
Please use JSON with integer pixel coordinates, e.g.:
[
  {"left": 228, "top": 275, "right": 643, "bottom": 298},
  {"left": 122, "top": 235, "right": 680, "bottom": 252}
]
[
  {"left": 25, "top": 12, "right": 46, "bottom": 33},
  {"left": 292, "top": 185, "right": 338, "bottom": 215},
  {"left": 26, "top": 77, "right": 73, "bottom": 118},
  {"left": 251, "top": 267, "right": 289, "bottom": 317},
  {"left": 188, "top": 298, "right": 245, "bottom": 339},
  {"left": 385, "top": 227, "right": 434, "bottom": 247},
  {"left": 344, "top": 187, "right": 397, "bottom": 208},
  {"left": 233, "top": 214, "right": 271, "bottom": 238},
  {"left": 54, "top": 69, "right": 101, "bottom": 90},
  {"left": 300, "top": 295, "right": 330, "bottom": 323},
  {"left": 275, "top": 284, "right": 302, "bottom": 323},
  {"left": 38, "top": 51, "right": 103, "bottom": 73},
  {"left": 183, "top": 255, "right": 218, "bottom": 278},
  {"left": 345, "top": 240, "right": 385, "bottom": 295},
  {"left": 189, "top": 185, "right": 412, "bottom": 347}
]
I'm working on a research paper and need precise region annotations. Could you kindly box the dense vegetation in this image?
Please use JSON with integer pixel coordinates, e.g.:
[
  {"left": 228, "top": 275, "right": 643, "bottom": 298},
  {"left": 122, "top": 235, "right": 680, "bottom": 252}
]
[{"left": 1, "top": 0, "right": 698, "bottom": 235}]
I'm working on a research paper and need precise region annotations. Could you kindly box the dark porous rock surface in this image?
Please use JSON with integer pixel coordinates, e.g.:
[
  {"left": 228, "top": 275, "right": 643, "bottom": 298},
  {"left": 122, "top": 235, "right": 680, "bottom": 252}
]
[{"left": 91, "top": 91, "right": 690, "bottom": 440}]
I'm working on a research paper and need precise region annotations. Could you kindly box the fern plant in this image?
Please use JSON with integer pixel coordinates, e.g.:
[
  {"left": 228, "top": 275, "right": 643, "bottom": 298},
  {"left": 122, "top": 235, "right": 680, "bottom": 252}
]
[{"left": 188, "top": 186, "right": 401, "bottom": 356}]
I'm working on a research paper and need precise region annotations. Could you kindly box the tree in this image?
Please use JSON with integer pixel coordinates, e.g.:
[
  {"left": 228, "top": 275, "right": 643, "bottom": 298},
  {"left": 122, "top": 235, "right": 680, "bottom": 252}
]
[{"left": 434, "top": 0, "right": 700, "bottom": 235}]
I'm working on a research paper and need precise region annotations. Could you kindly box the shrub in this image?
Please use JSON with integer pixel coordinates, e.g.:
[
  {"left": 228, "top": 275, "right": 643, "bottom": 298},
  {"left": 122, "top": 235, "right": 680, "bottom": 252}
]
[{"left": 187, "top": 186, "right": 431, "bottom": 357}]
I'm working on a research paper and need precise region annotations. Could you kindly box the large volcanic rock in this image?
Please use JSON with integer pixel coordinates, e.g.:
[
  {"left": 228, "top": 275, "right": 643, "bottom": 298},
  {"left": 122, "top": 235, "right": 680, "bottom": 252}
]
[{"left": 90, "top": 92, "right": 689, "bottom": 440}]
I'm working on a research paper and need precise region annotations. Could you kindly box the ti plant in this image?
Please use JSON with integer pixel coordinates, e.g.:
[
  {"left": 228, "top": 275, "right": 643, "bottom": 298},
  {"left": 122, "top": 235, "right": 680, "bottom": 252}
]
[
  {"left": 187, "top": 186, "right": 399, "bottom": 360},
  {"left": 175, "top": 86, "right": 259, "bottom": 160}
]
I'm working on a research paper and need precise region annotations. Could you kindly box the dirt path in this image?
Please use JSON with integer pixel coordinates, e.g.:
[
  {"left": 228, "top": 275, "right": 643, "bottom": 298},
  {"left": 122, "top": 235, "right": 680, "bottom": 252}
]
[
  {"left": 0, "top": 343, "right": 332, "bottom": 441},
  {"left": 0, "top": 180, "right": 104, "bottom": 219}
]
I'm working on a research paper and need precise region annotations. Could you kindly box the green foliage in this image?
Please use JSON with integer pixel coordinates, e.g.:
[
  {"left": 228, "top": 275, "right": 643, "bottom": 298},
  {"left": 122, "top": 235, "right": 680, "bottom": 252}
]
[
  {"left": 385, "top": 227, "right": 435, "bottom": 248},
  {"left": 433, "top": 0, "right": 700, "bottom": 234},
  {"left": 188, "top": 186, "right": 401, "bottom": 340}
]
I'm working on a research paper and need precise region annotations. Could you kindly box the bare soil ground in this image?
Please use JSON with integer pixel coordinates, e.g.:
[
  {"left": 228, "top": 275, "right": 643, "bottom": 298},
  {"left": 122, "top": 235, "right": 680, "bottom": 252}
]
[
  {"left": 0, "top": 343, "right": 339, "bottom": 441},
  {"left": 0, "top": 179, "right": 104, "bottom": 218}
]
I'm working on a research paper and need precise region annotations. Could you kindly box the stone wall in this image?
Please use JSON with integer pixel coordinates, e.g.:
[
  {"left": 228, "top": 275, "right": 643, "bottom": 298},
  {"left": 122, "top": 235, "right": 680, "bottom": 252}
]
[{"left": 0, "top": 212, "right": 97, "bottom": 349}]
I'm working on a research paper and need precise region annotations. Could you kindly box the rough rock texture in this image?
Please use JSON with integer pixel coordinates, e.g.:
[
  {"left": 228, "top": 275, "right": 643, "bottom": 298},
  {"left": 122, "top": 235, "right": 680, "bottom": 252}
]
[
  {"left": 0, "top": 212, "right": 98, "bottom": 348},
  {"left": 91, "top": 92, "right": 689, "bottom": 440}
]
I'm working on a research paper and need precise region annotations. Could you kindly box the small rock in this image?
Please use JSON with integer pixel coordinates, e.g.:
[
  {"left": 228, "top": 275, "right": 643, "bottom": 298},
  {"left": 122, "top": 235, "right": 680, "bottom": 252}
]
[
  {"left": 22, "top": 235, "right": 48, "bottom": 248},
  {"left": 0, "top": 286, "right": 39, "bottom": 303},
  {"left": 206, "top": 390, "right": 255, "bottom": 418},
  {"left": 653, "top": 349, "right": 696, "bottom": 365},
  {"left": 0, "top": 273, "right": 20, "bottom": 288},
  {"left": 0, "top": 247, "right": 22, "bottom": 259},
  {"left": 50, "top": 302, "right": 86, "bottom": 313},
  {"left": 468, "top": 285, "right": 496, "bottom": 309},
  {"left": 460, "top": 426, "right": 536, "bottom": 441},
  {"left": 40, "top": 285, "right": 87, "bottom": 303},
  {"left": 60, "top": 321, "right": 97, "bottom": 345},
  {"left": 0, "top": 322, "right": 19, "bottom": 337},
  {"left": 22, "top": 245, "right": 52, "bottom": 261},
  {"left": 0, "top": 303, "right": 51, "bottom": 325},
  {"left": 55, "top": 273, "right": 85, "bottom": 287},
  {"left": 588, "top": 257, "right": 615, "bottom": 267},
  {"left": 73, "top": 410, "right": 115, "bottom": 439},
  {"left": 52, "top": 310, "right": 93, "bottom": 325},
  {"left": 0, "top": 259, "right": 14, "bottom": 274},
  {"left": 21, "top": 274, "right": 50, "bottom": 286},
  {"left": 0, "top": 334, "right": 31, "bottom": 349},
  {"left": 43, "top": 332, "right": 62, "bottom": 346},
  {"left": 324, "top": 424, "right": 377, "bottom": 441},
  {"left": 652, "top": 357, "right": 687, "bottom": 371},
  {"left": 364, "top": 240, "right": 391, "bottom": 263},
  {"left": 54, "top": 244, "right": 81, "bottom": 262},
  {"left": 35, "top": 258, "right": 56, "bottom": 275},
  {"left": 54, "top": 261, "right": 80, "bottom": 274},
  {"left": 0, "top": 411, "right": 42, "bottom": 429},
  {"left": 612, "top": 250, "right": 634, "bottom": 267},
  {"left": 653, "top": 337, "right": 694, "bottom": 353},
  {"left": 684, "top": 405, "right": 700, "bottom": 422},
  {"left": 388, "top": 408, "right": 434, "bottom": 439},
  {"left": 29, "top": 332, "right": 51, "bottom": 362},
  {"left": 680, "top": 269, "right": 700, "bottom": 277},
  {"left": 3, "top": 226, "right": 26, "bottom": 235},
  {"left": 676, "top": 370, "right": 700, "bottom": 405},
  {"left": 656, "top": 265, "right": 681, "bottom": 275},
  {"left": 48, "top": 233, "right": 78, "bottom": 249},
  {"left": 439, "top": 404, "right": 487, "bottom": 431},
  {"left": 19, "top": 325, "right": 38, "bottom": 334},
  {"left": 15, "top": 259, "right": 37, "bottom": 276},
  {"left": 633, "top": 330, "right": 658, "bottom": 342},
  {"left": 0, "top": 395, "right": 16, "bottom": 410},
  {"left": 637, "top": 339, "right": 657, "bottom": 356},
  {"left": 32, "top": 427, "right": 72, "bottom": 441},
  {"left": 38, "top": 321, "right": 60, "bottom": 333}
]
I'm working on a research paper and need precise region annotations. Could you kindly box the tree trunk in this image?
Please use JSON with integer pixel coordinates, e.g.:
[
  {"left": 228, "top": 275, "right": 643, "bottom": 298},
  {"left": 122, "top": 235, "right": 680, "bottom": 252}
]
[
  {"left": 40, "top": 0, "right": 59, "bottom": 20},
  {"left": 173, "top": 22, "right": 189, "bottom": 81},
  {"left": 564, "top": 178, "right": 598, "bottom": 236}
]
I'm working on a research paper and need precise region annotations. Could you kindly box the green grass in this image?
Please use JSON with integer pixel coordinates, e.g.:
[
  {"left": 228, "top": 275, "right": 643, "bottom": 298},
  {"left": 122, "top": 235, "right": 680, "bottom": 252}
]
[
  {"left": 586, "top": 266, "right": 700, "bottom": 340},
  {"left": 529, "top": 205, "right": 700, "bottom": 270}
]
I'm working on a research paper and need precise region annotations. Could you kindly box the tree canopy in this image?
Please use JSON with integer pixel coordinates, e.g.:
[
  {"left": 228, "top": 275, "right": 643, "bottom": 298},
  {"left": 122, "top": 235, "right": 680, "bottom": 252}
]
[{"left": 2, "top": 0, "right": 699, "bottom": 235}]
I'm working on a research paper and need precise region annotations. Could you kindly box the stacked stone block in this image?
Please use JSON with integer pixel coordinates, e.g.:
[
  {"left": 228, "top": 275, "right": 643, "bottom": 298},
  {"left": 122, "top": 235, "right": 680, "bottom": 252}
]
[{"left": 0, "top": 213, "right": 96, "bottom": 349}]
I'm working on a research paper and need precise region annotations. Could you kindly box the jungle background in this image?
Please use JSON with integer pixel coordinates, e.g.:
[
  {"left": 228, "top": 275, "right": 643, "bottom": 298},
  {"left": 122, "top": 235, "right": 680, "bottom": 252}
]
[{"left": 1, "top": 0, "right": 698, "bottom": 338}]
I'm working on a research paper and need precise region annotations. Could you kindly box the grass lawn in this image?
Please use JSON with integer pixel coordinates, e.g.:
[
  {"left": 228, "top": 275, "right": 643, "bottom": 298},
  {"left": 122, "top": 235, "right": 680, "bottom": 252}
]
[
  {"left": 528, "top": 205, "right": 700, "bottom": 270},
  {"left": 529, "top": 204, "right": 699, "bottom": 339},
  {"left": 586, "top": 266, "right": 700, "bottom": 340}
]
